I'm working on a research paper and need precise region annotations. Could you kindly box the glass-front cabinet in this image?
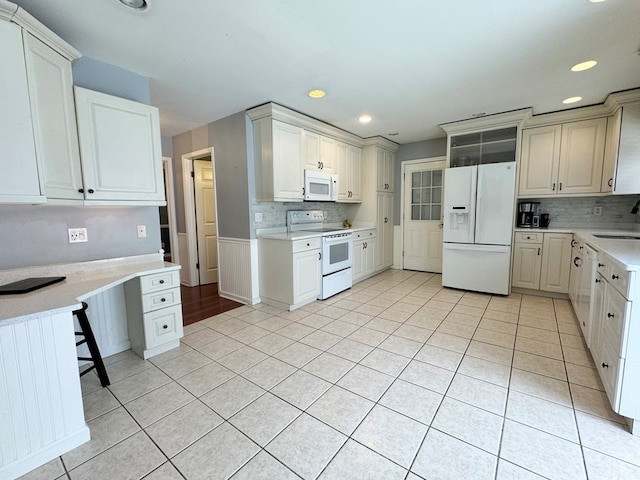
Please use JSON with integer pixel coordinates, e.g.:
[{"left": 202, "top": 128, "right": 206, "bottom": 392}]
[{"left": 449, "top": 127, "right": 517, "bottom": 167}]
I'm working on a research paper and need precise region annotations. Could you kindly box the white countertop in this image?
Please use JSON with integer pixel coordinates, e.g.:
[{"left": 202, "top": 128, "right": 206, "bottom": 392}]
[
  {"left": 515, "top": 227, "right": 640, "bottom": 271},
  {"left": 0, "top": 254, "right": 180, "bottom": 325}
]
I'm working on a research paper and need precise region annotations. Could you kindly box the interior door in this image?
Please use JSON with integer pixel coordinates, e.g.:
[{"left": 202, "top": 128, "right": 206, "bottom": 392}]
[
  {"left": 403, "top": 161, "right": 445, "bottom": 272},
  {"left": 194, "top": 159, "right": 218, "bottom": 284}
]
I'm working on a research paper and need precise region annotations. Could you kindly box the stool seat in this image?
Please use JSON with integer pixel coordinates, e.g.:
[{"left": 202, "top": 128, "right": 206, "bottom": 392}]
[{"left": 73, "top": 302, "right": 110, "bottom": 387}]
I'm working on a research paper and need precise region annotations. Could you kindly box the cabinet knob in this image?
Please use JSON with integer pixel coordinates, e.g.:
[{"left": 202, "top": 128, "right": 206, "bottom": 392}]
[
  {"left": 559, "top": 182, "right": 563, "bottom": 191},
  {"left": 161, "top": 298, "right": 166, "bottom": 302},
  {"left": 88, "top": 189, "right": 95, "bottom": 194},
  {"left": 159, "top": 279, "right": 165, "bottom": 284},
  {"left": 537, "top": 248, "right": 540, "bottom": 256},
  {"left": 526, "top": 236, "right": 531, "bottom": 239},
  {"left": 552, "top": 183, "right": 556, "bottom": 191},
  {"left": 307, "top": 243, "right": 310, "bottom": 247},
  {"left": 595, "top": 278, "right": 601, "bottom": 283},
  {"left": 602, "top": 362, "right": 609, "bottom": 368},
  {"left": 78, "top": 188, "right": 84, "bottom": 193},
  {"left": 611, "top": 274, "right": 619, "bottom": 280},
  {"left": 384, "top": 217, "right": 388, "bottom": 223},
  {"left": 608, "top": 178, "right": 613, "bottom": 187},
  {"left": 318, "top": 252, "right": 322, "bottom": 260},
  {"left": 607, "top": 312, "right": 615, "bottom": 318},
  {"left": 163, "top": 324, "right": 168, "bottom": 329},
  {"left": 598, "top": 263, "right": 605, "bottom": 268}
]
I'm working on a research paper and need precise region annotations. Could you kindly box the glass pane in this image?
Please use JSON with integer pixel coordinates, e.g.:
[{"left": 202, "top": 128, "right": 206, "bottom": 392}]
[
  {"left": 422, "top": 170, "right": 432, "bottom": 187},
  {"left": 412, "top": 172, "right": 421, "bottom": 188},
  {"left": 421, "top": 187, "right": 430, "bottom": 203},
  {"left": 432, "top": 204, "right": 442, "bottom": 221},
  {"left": 450, "top": 132, "right": 481, "bottom": 147},
  {"left": 421, "top": 205, "right": 430, "bottom": 220},
  {"left": 432, "top": 187, "right": 442, "bottom": 203},
  {"left": 482, "top": 127, "right": 517, "bottom": 143},
  {"left": 329, "top": 242, "right": 348, "bottom": 264},
  {"left": 412, "top": 189, "right": 421, "bottom": 204},
  {"left": 411, "top": 205, "right": 420, "bottom": 220},
  {"left": 432, "top": 169, "right": 442, "bottom": 187}
]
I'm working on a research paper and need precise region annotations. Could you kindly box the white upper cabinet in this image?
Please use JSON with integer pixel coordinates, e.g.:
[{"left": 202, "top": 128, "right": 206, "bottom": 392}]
[
  {"left": 0, "top": 21, "right": 43, "bottom": 204},
  {"left": 74, "top": 87, "right": 165, "bottom": 204},
  {"left": 336, "top": 142, "right": 362, "bottom": 202},
  {"left": 519, "top": 118, "right": 606, "bottom": 197},
  {"left": 303, "top": 131, "right": 335, "bottom": 173},
  {"left": 602, "top": 103, "right": 640, "bottom": 195},
  {"left": 23, "top": 32, "right": 83, "bottom": 201},
  {"left": 376, "top": 147, "right": 394, "bottom": 192}
]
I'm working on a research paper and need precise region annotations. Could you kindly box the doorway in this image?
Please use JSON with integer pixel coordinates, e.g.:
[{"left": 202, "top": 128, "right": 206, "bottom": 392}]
[
  {"left": 401, "top": 158, "right": 446, "bottom": 273},
  {"left": 181, "top": 147, "right": 219, "bottom": 286}
]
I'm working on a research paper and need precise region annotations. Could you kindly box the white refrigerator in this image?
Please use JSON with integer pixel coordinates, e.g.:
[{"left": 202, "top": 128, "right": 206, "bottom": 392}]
[{"left": 442, "top": 162, "right": 516, "bottom": 295}]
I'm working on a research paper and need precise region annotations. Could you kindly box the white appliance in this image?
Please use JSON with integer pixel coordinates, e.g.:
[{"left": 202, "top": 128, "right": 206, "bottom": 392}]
[
  {"left": 287, "top": 210, "right": 353, "bottom": 299},
  {"left": 304, "top": 170, "right": 338, "bottom": 202},
  {"left": 442, "top": 162, "right": 516, "bottom": 295}
]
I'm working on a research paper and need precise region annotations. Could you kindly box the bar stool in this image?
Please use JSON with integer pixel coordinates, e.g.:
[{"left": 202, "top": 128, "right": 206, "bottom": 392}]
[{"left": 73, "top": 302, "right": 110, "bottom": 387}]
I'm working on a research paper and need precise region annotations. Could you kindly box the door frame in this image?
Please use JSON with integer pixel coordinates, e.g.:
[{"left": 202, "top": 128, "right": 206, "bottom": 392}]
[
  {"left": 162, "top": 156, "right": 180, "bottom": 265},
  {"left": 399, "top": 156, "right": 446, "bottom": 270},
  {"left": 181, "top": 147, "right": 219, "bottom": 287}
]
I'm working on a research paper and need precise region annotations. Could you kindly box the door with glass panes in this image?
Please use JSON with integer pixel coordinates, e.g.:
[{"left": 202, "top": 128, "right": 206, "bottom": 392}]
[{"left": 403, "top": 161, "right": 445, "bottom": 272}]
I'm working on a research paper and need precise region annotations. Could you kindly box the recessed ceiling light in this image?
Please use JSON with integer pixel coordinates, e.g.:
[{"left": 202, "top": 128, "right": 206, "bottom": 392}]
[
  {"left": 588, "top": 0, "right": 606, "bottom": 3},
  {"left": 359, "top": 115, "right": 372, "bottom": 124},
  {"left": 571, "top": 60, "right": 597, "bottom": 72},
  {"left": 116, "top": 0, "right": 148, "bottom": 10},
  {"left": 563, "top": 96, "right": 583, "bottom": 104},
  {"left": 308, "top": 90, "right": 325, "bottom": 98}
]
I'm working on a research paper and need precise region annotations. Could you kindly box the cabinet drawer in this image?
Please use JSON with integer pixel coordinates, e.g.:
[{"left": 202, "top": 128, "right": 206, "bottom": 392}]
[
  {"left": 607, "top": 261, "right": 631, "bottom": 298},
  {"left": 602, "top": 285, "right": 631, "bottom": 358},
  {"left": 598, "top": 337, "right": 623, "bottom": 409},
  {"left": 144, "top": 304, "right": 183, "bottom": 349},
  {"left": 515, "top": 232, "right": 542, "bottom": 244},
  {"left": 140, "top": 270, "right": 180, "bottom": 293},
  {"left": 354, "top": 229, "right": 375, "bottom": 240},
  {"left": 292, "top": 237, "right": 321, "bottom": 253},
  {"left": 142, "top": 287, "right": 181, "bottom": 313}
]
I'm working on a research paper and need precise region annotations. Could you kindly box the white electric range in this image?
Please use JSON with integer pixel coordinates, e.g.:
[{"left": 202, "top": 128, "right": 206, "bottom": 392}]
[{"left": 287, "top": 210, "right": 353, "bottom": 299}]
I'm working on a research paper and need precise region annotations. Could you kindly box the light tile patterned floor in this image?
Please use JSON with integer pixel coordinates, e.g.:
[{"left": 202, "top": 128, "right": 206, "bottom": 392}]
[{"left": 20, "top": 270, "right": 640, "bottom": 480}]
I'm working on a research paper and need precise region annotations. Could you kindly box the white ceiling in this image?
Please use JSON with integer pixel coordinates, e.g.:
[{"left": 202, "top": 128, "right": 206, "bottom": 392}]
[{"left": 13, "top": 0, "right": 640, "bottom": 144}]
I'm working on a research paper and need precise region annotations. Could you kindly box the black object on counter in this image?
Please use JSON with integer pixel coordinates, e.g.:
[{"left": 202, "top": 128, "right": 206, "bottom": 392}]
[
  {"left": 0, "top": 277, "right": 66, "bottom": 295},
  {"left": 540, "top": 213, "right": 550, "bottom": 228}
]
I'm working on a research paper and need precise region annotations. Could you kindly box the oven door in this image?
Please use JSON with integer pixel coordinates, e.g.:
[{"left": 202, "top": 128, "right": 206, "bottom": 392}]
[{"left": 322, "top": 234, "right": 353, "bottom": 274}]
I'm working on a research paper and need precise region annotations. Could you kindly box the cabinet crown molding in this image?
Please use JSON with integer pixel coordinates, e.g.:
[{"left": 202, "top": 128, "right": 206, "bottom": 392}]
[
  {"left": 440, "top": 108, "right": 531, "bottom": 135},
  {"left": 247, "top": 102, "right": 364, "bottom": 147},
  {"left": 361, "top": 136, "right": 399, "bottom": 151},
  {"left": 0, "top": 0, "right": 80, "bottom": 61}
]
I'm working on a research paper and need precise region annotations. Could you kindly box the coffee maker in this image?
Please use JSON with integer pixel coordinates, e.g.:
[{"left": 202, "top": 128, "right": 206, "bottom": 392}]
[{"left": 517, "top": 202, "right": 541, "bottom": 228}]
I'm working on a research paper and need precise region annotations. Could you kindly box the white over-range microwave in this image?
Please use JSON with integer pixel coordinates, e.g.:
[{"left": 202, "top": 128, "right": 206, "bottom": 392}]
[{"left": 304, "top": 170, "right": 338, "bottom": 202}]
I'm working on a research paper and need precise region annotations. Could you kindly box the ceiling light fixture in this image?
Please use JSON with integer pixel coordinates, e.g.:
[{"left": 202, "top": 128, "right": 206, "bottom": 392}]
[
  {"left": 563, "top": 96, "right": 583, "bottom": 104},
  {"left": 359, "top": 115, "right": 372, "bottom": 124},
  {"left": 308, "top": 90, "right": 325, "bottom": 98},
  {"left": 571, "top": 60, "right": 597, "bottom": 72},
  {"left": 115, "top": 0, "right": 148, "bottom": 11}
]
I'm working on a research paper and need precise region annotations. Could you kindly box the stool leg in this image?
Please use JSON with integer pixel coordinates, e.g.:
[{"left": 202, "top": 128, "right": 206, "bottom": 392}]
[{"left": 75, "top": 303, "right": 110, "bottom": 387}]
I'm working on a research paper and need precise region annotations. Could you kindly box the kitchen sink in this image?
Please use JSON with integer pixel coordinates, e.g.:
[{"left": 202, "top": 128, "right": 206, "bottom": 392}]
[{"left": 593, "top": 234, "right": 640, "bottom": 240}]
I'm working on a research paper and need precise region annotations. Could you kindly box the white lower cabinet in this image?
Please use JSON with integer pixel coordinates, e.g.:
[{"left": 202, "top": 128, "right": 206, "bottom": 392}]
[
  {"left": 125, "top": 270, "right": 183, "bottom": 359},
  {"left": 259, "top": 236, "right": 321, "bottom": 310},
  {"left": 376, "top": 192, "right": 394, "bottom": 270},
  {"left": 511, "top": 232, "right": 571, "bottom": 293},
  {"left": 353, "top": 229, "right": 376, "bottom": 283}
]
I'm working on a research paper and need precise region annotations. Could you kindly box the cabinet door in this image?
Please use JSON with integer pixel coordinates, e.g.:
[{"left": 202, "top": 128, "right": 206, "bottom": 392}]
[
  {"left": 601, "top": 110, "right": 622, "bottom": 193},
  {"left": 591, "top": 273, "right": 606, "bottom": 366},
  {"left": 558, "top": 118, "right": 606, "bottom": 194},
  {"left": 272, "top": 121, "right": 304, "bottom": 201},
  {"left": 293, "top": 249, "right": 321, "bottom": 304},
  {"left": 24, "top": 33, "right": 83, "bottom": 201},
  {"left": 0, "top": 22, "right": 43, "bottom": 203},
  {"left": 364, "top": 238, "right": 377, "bottom": 276},
  {"left": 349, "top": 145, "right": 362, "bottom": 202},
  {"left": 518, "top": 125, "right": 561, "bottom": 196},
  {"left": 511, "top": 243, "right": 542, "bottom": 289},
  {"left": 376, "top": 193, "right": 393, "bottom": 270},
  {"left": 75, "top": 87, "right": 165, "bottom": 203},
  {"left": 336, "top": 142, "right": 349, "bottom": 200},
  {"left": 352, "top": 240, "right": 365, "bottom": 282},
  {"left": 319, "top": 135, "right": 336, "bottom": 173},
  {"left": 376, "top": 148, "right": 394, "bottom": 192},
  {"left": 540, "top": 233, "right": 572, "bottom": 293},
  {"left": 303, "top": 130, "right": 321, "bottom": 171}
]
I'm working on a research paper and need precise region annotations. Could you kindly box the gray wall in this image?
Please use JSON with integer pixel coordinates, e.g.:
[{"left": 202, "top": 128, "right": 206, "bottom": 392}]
[
  {"left": 0, "top": 206, "right": 161, "bottom": 269},
  {"left": 72, "top": 57, "right": 150, "bottom": 104},
  {"left": 172, "top": 112, "right": 252, "bottom": 239},
  {"left": 161, "top": 136, "right": 173, "bottom": 158},
  {"left": 393, "top": 137, "right": 447, "bottom": 225},
  {"left": 0, "top": 57, "right": 162, "bottom": 270}
]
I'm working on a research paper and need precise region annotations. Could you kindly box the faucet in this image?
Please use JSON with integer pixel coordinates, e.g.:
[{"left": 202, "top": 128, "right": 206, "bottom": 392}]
[{"left": 632, "top": 199, "right": 640, "bottom": 214}]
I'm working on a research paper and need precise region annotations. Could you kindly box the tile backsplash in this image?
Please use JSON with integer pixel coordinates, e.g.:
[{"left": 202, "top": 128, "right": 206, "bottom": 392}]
[
  {"left": 528, "top": 195, "right": 640, "bottom": 229},
  {"left": 252, "top": 200, "right": 359, "bottom": 234}
]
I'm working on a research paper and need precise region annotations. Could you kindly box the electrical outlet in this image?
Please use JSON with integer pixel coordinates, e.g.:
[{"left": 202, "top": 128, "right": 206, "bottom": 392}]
[
  {"left": 594, "top": 206, "right": 603, "bottom": 216},
  {"left": 254, "top": 212, "right": 263, "bottom": 222},
  {"left": 68, "top": 228, "right": 88, "bottom": 243},
  {"left": 137, "top": 225, "right": 147, "bottom": 238}
]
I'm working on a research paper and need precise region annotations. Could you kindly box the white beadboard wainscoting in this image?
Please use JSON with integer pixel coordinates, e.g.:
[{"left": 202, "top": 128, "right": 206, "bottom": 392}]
[
  {"left": 218, "top": 237, "right": 259, "bottom": 305},
  {"left": 0, "top": 311, "right": 89, "bottom": 479},
  {"left": 177, "top": 233, "right": 192, "bottom": 286}
]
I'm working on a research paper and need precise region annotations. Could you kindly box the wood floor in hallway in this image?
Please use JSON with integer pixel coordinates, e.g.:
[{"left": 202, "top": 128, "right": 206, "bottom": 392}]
[{"left": 180, "top": 283, "right": 243, "bottom": 326}]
